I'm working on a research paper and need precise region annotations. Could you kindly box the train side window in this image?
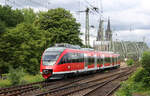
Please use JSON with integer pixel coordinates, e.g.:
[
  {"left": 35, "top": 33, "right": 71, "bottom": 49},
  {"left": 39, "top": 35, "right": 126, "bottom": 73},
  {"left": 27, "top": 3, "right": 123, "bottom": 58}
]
[
  {"left": 87, "top": 56, "right": 94, "bottom": 65},
  {"left": 106, "top": 57, "right": 111, "bottom": 63},
  {"left": 97, "top": 55, "right": 103, "bottom": 65},
  {"left": 105, "top": 57, "right": 107, "bottom": 63},
  {"left": 91, "top": 56, "right": 95, "bottom": 64},
  {"left": 87, "top": 56, "right": 90, "bottom": 65},
  {"left": 70, "top": 53, "right": 78, "bottom": 63},
  {"left": 118, "top": 56, "right": 121, "bottom": 62},
  {"left": 112, "top": 57, "right": 114, "bottom": 63},
  {"left": 79, "top": 53, "right": 84, "bottom": 62},
  {"left": 58, "top": 53, "right": 71, "bottom": 64},
  {"left": 77, "top": 53, "right": 80, "bottom": 62},
  {"left": 113, "top": 57, "right": 117, "bottom": 64}
]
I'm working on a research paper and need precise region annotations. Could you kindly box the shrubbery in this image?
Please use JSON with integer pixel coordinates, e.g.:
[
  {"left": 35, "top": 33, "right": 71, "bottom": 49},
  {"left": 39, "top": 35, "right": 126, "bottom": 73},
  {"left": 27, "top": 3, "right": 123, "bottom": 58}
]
[
  {"left": 141, "top": 51, "right": 150, "bottom": 72},
  {"left": 116, "top": 67, "right": 150, "bottom": 96},
  {"left": 132, "top": 67, "right": 150, "bottom": 87},
  {"left": 116, "top": 51, "right": 150, "bottom": 95},
  {"left": 0, "top": 73, "right": 44, "bottom": 88},
  {"left": 8, "top": 67, "right": 26, "bottom": 85},
  {"left": 126, "top": 59, "right": 134, "bottom": 66},
  {"left": 116, "top": 83, "right": 132, "bottom": 96}
]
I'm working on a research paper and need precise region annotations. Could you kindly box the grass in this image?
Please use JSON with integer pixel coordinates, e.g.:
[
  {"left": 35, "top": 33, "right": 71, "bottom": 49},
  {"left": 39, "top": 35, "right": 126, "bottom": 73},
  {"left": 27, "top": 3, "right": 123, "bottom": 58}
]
[
  {"left": 0, "top": 79, "right": 11, "bottom": 88},
  {"left": 21, "top": 74, "right": 44, "bottom": 84},
  {"left": 0, "top": 74, "right": 44, "bottom": 88}
]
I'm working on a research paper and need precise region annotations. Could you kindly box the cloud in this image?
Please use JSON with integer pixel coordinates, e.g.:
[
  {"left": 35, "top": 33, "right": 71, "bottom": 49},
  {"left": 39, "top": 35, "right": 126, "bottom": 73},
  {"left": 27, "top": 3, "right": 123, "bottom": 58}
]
[{"left": 0, "top": 0, "right": 150, "bottom": 47}]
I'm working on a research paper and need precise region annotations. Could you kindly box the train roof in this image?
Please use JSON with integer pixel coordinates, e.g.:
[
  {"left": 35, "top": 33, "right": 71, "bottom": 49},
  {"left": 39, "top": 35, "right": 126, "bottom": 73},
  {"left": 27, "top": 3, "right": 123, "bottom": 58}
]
[
  {"left": 45, "top": 47, "right": 66, "bottom": 52},
  {"left": 45, "top": 43, "right": 120, "bottom": 56}
]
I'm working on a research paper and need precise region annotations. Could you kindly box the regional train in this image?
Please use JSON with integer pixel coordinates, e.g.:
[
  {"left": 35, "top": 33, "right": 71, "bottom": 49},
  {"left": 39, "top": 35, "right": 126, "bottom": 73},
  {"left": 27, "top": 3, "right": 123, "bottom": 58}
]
[{"left": 40, "top": 43, "right": 120, "bottom": 79}]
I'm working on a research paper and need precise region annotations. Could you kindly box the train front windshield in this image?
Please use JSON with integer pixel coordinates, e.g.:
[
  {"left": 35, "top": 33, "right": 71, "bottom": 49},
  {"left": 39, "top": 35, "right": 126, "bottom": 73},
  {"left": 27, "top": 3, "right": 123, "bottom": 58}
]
[{"left": 42, "top": 51, "right": 60, "bottom": 66}]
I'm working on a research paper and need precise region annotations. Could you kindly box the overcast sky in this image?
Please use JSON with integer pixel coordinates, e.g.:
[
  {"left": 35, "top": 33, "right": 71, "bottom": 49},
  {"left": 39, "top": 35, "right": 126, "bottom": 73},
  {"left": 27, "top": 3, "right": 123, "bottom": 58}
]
[{"left": 0, "top": 0, "right": 150, "bottom": 47}]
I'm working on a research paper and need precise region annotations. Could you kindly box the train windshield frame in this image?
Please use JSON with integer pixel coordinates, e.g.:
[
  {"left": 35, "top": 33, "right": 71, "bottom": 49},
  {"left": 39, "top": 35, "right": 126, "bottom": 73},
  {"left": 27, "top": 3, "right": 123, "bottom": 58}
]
[{"left": 42, "top": 51, "right": 60, "bottom": 66}]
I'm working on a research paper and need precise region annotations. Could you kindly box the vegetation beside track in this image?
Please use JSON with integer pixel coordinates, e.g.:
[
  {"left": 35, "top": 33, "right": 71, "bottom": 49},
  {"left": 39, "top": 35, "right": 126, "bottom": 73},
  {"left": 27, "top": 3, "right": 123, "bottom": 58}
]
[
  {"left": 0, "top": 73, "right": 44, "bottom": 88},
  {"left": 115, "top": 51, "right": 150, "bottom": 96}
]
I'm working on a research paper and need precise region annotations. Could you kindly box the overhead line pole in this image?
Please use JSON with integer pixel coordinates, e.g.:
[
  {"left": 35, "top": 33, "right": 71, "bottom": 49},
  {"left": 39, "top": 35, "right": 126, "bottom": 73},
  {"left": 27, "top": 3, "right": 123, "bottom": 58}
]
[{"left": 85, "top": 8, "right": 90, "bottom": 47}]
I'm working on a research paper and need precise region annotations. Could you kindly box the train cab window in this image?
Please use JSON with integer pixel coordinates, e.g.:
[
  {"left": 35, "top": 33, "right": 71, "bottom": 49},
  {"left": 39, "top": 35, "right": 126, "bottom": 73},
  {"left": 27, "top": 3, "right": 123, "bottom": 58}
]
[{"left": 42, "top": 51, "right": 60, "bottom": 66}]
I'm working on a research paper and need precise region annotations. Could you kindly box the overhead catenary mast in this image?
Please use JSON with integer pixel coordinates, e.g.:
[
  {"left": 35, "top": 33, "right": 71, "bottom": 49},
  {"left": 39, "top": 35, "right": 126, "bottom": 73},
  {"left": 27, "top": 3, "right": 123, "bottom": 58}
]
[
  {"left": 85, "top": 8, "right": 90, "bottom": 47},
  {"left": 78, "top": 0, "right": 99, "bottom": 47}
]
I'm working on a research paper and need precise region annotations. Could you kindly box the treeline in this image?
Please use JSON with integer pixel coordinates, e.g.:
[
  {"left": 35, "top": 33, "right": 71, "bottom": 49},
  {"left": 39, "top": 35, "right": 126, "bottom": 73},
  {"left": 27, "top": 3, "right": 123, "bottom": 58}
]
[{"left": 0, "top": 5, "right": 83, "bottom": 75}]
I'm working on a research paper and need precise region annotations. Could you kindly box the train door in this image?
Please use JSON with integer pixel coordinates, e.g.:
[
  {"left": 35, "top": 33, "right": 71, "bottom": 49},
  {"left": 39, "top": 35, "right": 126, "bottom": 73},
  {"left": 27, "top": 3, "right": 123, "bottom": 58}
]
[
  {"left": 111, "top": 55, "right": 113, "bottom": 66},
  {"left": 114, "top": 57, "right": 117, "bottom": 66},
  {"left": 84, "top": 53, "right": 88, "bottom": 70},
  {"left": 116, "top": 56, "right": 118, "bottom": 65},
  {"left": 101, "top": 54, "right": 105, "bottom": 68},
  {"left": 94, "top": 54, "right": 97, "bottom": 69}
]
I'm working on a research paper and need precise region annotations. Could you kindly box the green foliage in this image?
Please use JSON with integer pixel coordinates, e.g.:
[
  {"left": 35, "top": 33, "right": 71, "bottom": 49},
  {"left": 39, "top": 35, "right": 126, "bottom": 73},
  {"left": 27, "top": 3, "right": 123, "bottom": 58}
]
[
  {"left": 141, "top": 51, "right": 150, "bottom": 72},
  {"left": 0, "top": 7, "right": 83, "bottom": 75},
  {"left": 22, "top": 74, "right": 44, "bottom": 83},
  {"left": 0, "top": 23, "right": 46, "bottom": 74},
  {"left": 116, "top": 83, "right": 132, "bottom": 96},
  {"left": 0, "top": 20, "right": 6, "bottom": 35},
  {"left": 115, "top": 67, "right": 150, "bottom": 96},
  {"left": 0, "top": 79, "right": 11, "bottom": 88},
  {"left": 126, "top": 59, "right": 134, "bottom": 66},
  {"left": 21, "top": 8, "right": 37, "bottom": 24},
  {"left": 35, "top": 8, "right": 83, "bottom": 47},
  {"left": 132, "top": 68, "right": 150, "bottom": 87},
  {"left": 0, "top": 73, "right": 44, "bottom": 88},
  {"left": 0, "top": 5, "right": 24, "bottom": 27},
  {"left": 8, "top": 67, "right": 26, "bottom": 85}
]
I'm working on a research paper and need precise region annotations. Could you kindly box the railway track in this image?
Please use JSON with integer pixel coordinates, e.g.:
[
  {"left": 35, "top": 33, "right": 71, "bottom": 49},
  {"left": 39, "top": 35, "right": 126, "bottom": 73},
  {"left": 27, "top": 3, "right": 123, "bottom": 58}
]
[
  {"left": 0, "top": 67, "right": 133, "bottom": 96},
  {"left": 34, "top": 66, "right": 135, "bottom": 96},
  {"left": 0, "top": 81, "right": 46, "bottom": 96},
  {"left": 83, "top": 71, "right": 131, "bottom": 96}
]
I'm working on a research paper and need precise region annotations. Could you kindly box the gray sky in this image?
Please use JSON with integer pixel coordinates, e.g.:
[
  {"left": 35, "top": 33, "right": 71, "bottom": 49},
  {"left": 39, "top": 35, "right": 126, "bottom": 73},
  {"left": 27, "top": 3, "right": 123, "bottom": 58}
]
[{"left": 0, "top": 0, "right": 150, "bottom": 46}]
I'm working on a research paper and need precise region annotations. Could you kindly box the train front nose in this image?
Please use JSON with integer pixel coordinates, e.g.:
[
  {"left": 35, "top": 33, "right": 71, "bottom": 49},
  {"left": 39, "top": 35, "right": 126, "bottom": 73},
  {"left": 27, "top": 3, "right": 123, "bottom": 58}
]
[
  {"left": 42, "top": 69, "right": 53, "bottom": 79},
  {"left": 41, "top": 50, "right": 60, "bottom": 79}
]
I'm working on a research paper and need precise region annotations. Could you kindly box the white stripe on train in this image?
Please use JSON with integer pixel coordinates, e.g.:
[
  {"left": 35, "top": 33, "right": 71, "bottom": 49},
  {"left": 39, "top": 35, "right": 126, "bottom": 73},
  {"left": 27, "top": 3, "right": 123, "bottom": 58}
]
[{"left": 53, "top": 64, "right": 120, "bottom": 75}]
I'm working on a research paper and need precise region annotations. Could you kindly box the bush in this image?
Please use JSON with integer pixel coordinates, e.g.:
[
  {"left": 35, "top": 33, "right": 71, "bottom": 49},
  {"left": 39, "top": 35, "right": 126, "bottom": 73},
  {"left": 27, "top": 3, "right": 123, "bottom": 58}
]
[
  {"left": 8, "top": 67, "right": 26, "bottom": 85},
  {"left": 141, "top": 51, "right": 150, "bottom": 72},
  {"left": 132, "top": 67, "right": 150, "bottom": 87},
  {"left": 116, "top": 83, "right": 132, "bottom": 96},
  {"left": 126, "top": 59, "right": 134, "bottom": 66}
]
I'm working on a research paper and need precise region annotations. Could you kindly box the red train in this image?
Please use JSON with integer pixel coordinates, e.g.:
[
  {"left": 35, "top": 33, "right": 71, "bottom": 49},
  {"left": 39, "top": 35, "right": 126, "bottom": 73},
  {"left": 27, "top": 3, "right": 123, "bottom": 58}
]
[{"left": 40, "top": 44, "right": 120, "bottom": 79}]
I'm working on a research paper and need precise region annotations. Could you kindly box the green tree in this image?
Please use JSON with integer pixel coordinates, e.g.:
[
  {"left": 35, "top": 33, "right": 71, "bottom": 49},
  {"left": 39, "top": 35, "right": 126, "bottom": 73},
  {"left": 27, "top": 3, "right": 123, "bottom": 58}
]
[
  {"left": 21, "top": 8, "right": 37, "bottom": 24},
  {"left": 0, "top": 23, "right": 46, "bottom": 74},
  {"left": 0, "top": 20, "right": 5, "bottom": 35},
  {"left": 35, "top": 8, "right": 83, "bottom": 47},
  {"left": 0, "top": 5, "right": 24, "bottom": 27},
  {"left": 141, "top": 51, "right": 150, "bottom": 72}
]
